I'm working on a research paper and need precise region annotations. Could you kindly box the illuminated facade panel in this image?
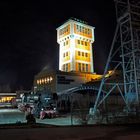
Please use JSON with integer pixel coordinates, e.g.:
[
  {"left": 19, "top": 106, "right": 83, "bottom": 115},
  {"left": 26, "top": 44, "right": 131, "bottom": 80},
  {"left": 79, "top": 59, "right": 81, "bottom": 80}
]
[{"left": 57, "top": 18, "right": 95, "bottom": 73}]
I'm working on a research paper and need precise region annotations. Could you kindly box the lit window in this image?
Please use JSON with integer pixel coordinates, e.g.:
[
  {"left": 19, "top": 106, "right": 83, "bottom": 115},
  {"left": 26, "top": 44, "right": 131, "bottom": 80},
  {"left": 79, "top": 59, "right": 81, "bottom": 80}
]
[
  {"left": 82, "top": 63, "right": 85, "bottom": 71},
  {"left": 66, "top": 27, "right": 68, "bottom": 32},
  {"left": 47, "top": 78, "right": 50, "bottom": 83},
  {"left": 78, "top": 40, "right": 80, "bottom": 44},
  {"left": 89, "top": 29, "right": 91, "bottom": 34},
  {"left": 39, "top": 80, "right": 42, "bottom": 84},
  {"left": 50, "top": 77, "right": 53, "bottom": 81},
  {"left": 85, "top": 28, "right": 87, "bottom": 34},
  {"left": 44, "top": 78, "right": 47, "bottom": 83},
  {"left": 42, "top": 79, "right": 44, "bottom": 84},
  {"left": 76, "top": 25, "right": 79, "bottom": 29},
  {"left": 78, "top": 63, "right": 81, "bottom": 71},
  {"left": 77, "top": 25, "right": 80, "bottom": 32},
  {"left": 78, "top": 51, "right": 80, "bottom": 56},
  {"left": 82, "top": 27, "right": 84, "bottom": 33},
  {"left": 87, "top": 29, "right": 90, "bottom": 34},
  {"left": 63, "top": 64, "right": 65, "bottom": 71},
  {"left": 37, "top": 80, "right": 40, "bottom": 84},
  {"left": 64, "top": 27, "right": 66, "bottom": 33},
  {"left": 66, "top": 63, "right": 68, "bottom": 71},
  {"left": 79, "top": 26, "right": 81, "bottom": 32},
  {"left": 77, "top": 25, "right": 79, "bottom": 29},
  {"left": 86, "top": 64, "right": 88, "bottom": 72}
]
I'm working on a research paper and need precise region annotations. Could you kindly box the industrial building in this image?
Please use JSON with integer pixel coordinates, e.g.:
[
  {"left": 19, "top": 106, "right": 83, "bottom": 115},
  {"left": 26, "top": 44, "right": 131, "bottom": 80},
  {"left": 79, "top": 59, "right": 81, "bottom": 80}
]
[
  {"left": 33, "top": 18, "right": 105, "bottom": 94},
  {"left": 34, "top": 70, "right": 104, "bottom": 94},
  {"left": 57, "top": 18, "right": 95, "bottom": 73}
]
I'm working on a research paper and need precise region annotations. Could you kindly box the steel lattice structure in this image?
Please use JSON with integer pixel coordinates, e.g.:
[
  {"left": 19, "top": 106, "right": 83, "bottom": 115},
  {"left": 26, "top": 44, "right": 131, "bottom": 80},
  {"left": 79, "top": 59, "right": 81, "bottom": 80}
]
[{"left": 93, "top": 0, "right": 140, "bottom": 113}]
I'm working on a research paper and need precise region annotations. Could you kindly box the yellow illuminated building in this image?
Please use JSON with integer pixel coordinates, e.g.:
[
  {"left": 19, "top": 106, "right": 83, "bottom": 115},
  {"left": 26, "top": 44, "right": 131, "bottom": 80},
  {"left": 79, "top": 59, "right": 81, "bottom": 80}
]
[{"left": 57, "top": 18, "right": 95, "bottom": 73}]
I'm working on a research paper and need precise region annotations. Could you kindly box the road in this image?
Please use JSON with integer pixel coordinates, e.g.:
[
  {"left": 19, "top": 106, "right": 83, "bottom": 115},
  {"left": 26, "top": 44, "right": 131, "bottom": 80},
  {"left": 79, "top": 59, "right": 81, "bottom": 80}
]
[
  {"left": 0, "top": 109, "right": 140, "bottom": 140},
  {"left": 0, "top": 123, "right": 140, "bottom": 140}
]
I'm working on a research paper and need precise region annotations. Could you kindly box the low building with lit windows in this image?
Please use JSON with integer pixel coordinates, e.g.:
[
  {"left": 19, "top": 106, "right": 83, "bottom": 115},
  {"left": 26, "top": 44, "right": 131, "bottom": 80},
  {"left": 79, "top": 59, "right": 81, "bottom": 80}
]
[{"left": 34, "top": 70, "right": 103, "bottom": 94}]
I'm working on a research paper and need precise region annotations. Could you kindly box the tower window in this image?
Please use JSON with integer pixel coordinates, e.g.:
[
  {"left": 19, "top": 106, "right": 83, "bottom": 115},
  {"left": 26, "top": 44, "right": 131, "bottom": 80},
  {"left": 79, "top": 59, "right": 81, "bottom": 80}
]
[
  {"left": 66, "top": 52, "right": 68, "bottom": 56},
  {"left": 77, "top": 25, "right": 79, "bottom": 29},
  {"left": 86, "top": 64, "right": 88, "bottom": 72},
  {"left": 82, "top": 27, "right": 84, "bottom": 33},
  {"left": 82, "top": 63, "right": 85, "bottom": 71},
  {"left": 78, "top": 51, "right": 80, "bottom": 56},
  {"left": 81, "top": 41, "right": 84, "bottom": 45},
  {"left": 85, "top": 42, "right": 87, "bottom": 46},
  {"left": 82, "top": 52, "right": 84, "bottom": 56},
  {"left": 79, "top": 26, "right": 81, "bottom": 32},
  {"left": 66, "top": 63, "right": 68, "bottom": 71},
  {"left": 63, "top": 64, "right": 65, "bottom": 71},
  {"left": 64, "top": 42, "right": 65, "bottom": 46},
  {"left": 78, "top": 63, "right": 81, "bottom": 71},
  {"left": 85, "top": 53, "right": 88, "bottom": 57},
  {"left": 66, "top": 27, "right": 68, "bottom": 32},
  {"left": 78, "top": 40, "right": 80, "bottom": 44},
  {"left": 66, "top": 40, "right": 68, "bottom": 45},
  {"left": 63, "top": 53, "right": 65, "bottom": 57},
  {"left": 87, "top": 29, "right": 90, "bottom": 34},
  {"left": 85, "top": 28, "right": 87, "bottom": 34}
]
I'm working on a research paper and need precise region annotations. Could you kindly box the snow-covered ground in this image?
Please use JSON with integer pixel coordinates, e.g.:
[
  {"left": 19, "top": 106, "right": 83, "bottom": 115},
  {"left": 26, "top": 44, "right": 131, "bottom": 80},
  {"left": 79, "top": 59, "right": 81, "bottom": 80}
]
[
  {"left": 0, "top": 109, "right": 25, "bottom": 124},
  {"left": 0, "top": 108, "right": 85, "bottom": 125}
]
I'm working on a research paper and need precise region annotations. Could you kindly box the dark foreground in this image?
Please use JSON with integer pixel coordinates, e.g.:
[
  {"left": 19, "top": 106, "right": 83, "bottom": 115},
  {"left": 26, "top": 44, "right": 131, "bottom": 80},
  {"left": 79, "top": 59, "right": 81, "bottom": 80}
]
[{"left": 0, "top": 123, "right": 140, "bottom": 140}]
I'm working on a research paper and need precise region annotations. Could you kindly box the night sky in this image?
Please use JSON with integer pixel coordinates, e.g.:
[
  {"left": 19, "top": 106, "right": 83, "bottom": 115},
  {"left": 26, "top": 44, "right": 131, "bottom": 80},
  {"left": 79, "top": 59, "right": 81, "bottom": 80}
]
[{"left": 0, "top": 0, "right": 116, "bottom": 91}]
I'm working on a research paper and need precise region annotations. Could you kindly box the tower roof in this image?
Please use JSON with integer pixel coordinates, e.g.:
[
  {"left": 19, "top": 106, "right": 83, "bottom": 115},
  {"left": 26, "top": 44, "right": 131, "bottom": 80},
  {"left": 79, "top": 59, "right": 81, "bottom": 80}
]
[{"left": 56, "top": 17, "right": 94, "bottom": 30}]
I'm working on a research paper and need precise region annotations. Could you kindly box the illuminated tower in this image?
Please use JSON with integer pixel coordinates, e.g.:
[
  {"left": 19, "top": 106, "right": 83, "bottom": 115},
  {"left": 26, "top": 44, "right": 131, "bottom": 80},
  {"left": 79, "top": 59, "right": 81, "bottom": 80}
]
[{"left": 57, "top": 18, "right": 95, "bottom": 73}]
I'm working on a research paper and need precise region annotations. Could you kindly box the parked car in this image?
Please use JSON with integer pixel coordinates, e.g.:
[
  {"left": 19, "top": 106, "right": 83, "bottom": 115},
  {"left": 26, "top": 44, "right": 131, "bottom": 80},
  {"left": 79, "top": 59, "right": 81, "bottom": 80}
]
[{"left": 40, "top": 106, "right": 57, "bottom": 119}]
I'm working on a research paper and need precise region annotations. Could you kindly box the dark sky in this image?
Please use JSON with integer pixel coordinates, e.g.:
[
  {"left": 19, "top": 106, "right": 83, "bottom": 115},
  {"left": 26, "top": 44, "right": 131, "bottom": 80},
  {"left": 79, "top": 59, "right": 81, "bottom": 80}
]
[{"left": 0, "top": 0, "right": 116, "bottom": 91}]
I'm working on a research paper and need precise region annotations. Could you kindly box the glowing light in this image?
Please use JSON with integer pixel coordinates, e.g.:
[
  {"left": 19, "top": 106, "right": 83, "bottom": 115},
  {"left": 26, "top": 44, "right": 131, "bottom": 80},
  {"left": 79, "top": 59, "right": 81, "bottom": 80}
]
[
  {"left": 44, "top": 78, "right": 47, "bottom": 83},
  {"left": 37, "top": 80, "right": 40, "bottom": 84},
  {"left": 42, "top": 79, "right": 44, "bottom": 84},
  {"left": 47, "top": 78, "right": 50, "bottom": 82},
  {"left": 50, "top": 77, "right": 53, "bottom": 81},
  {"left": 105, "top": 70, "right": 114, "bottom": 78}
]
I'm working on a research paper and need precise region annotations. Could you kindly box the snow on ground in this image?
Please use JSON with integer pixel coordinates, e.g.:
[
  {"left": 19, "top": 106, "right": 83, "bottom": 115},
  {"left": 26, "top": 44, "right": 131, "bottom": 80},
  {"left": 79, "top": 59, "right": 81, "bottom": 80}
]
[{"left": 0, "top": 108, "right": 85, "bottom": 125}]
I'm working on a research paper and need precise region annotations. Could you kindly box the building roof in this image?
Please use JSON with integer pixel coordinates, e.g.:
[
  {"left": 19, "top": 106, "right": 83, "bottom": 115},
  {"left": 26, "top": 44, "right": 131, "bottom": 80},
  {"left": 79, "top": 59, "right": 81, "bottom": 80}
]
[{"left": 56, "top": 17, "right": 95, "bottom": 30}]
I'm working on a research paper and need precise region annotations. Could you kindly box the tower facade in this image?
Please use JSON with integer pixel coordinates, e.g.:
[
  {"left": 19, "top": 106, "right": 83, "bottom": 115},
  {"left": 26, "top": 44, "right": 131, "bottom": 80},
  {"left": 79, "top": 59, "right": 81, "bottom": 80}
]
[{"left": 57, "top": 18, "right": 95, "bottom": 73}]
